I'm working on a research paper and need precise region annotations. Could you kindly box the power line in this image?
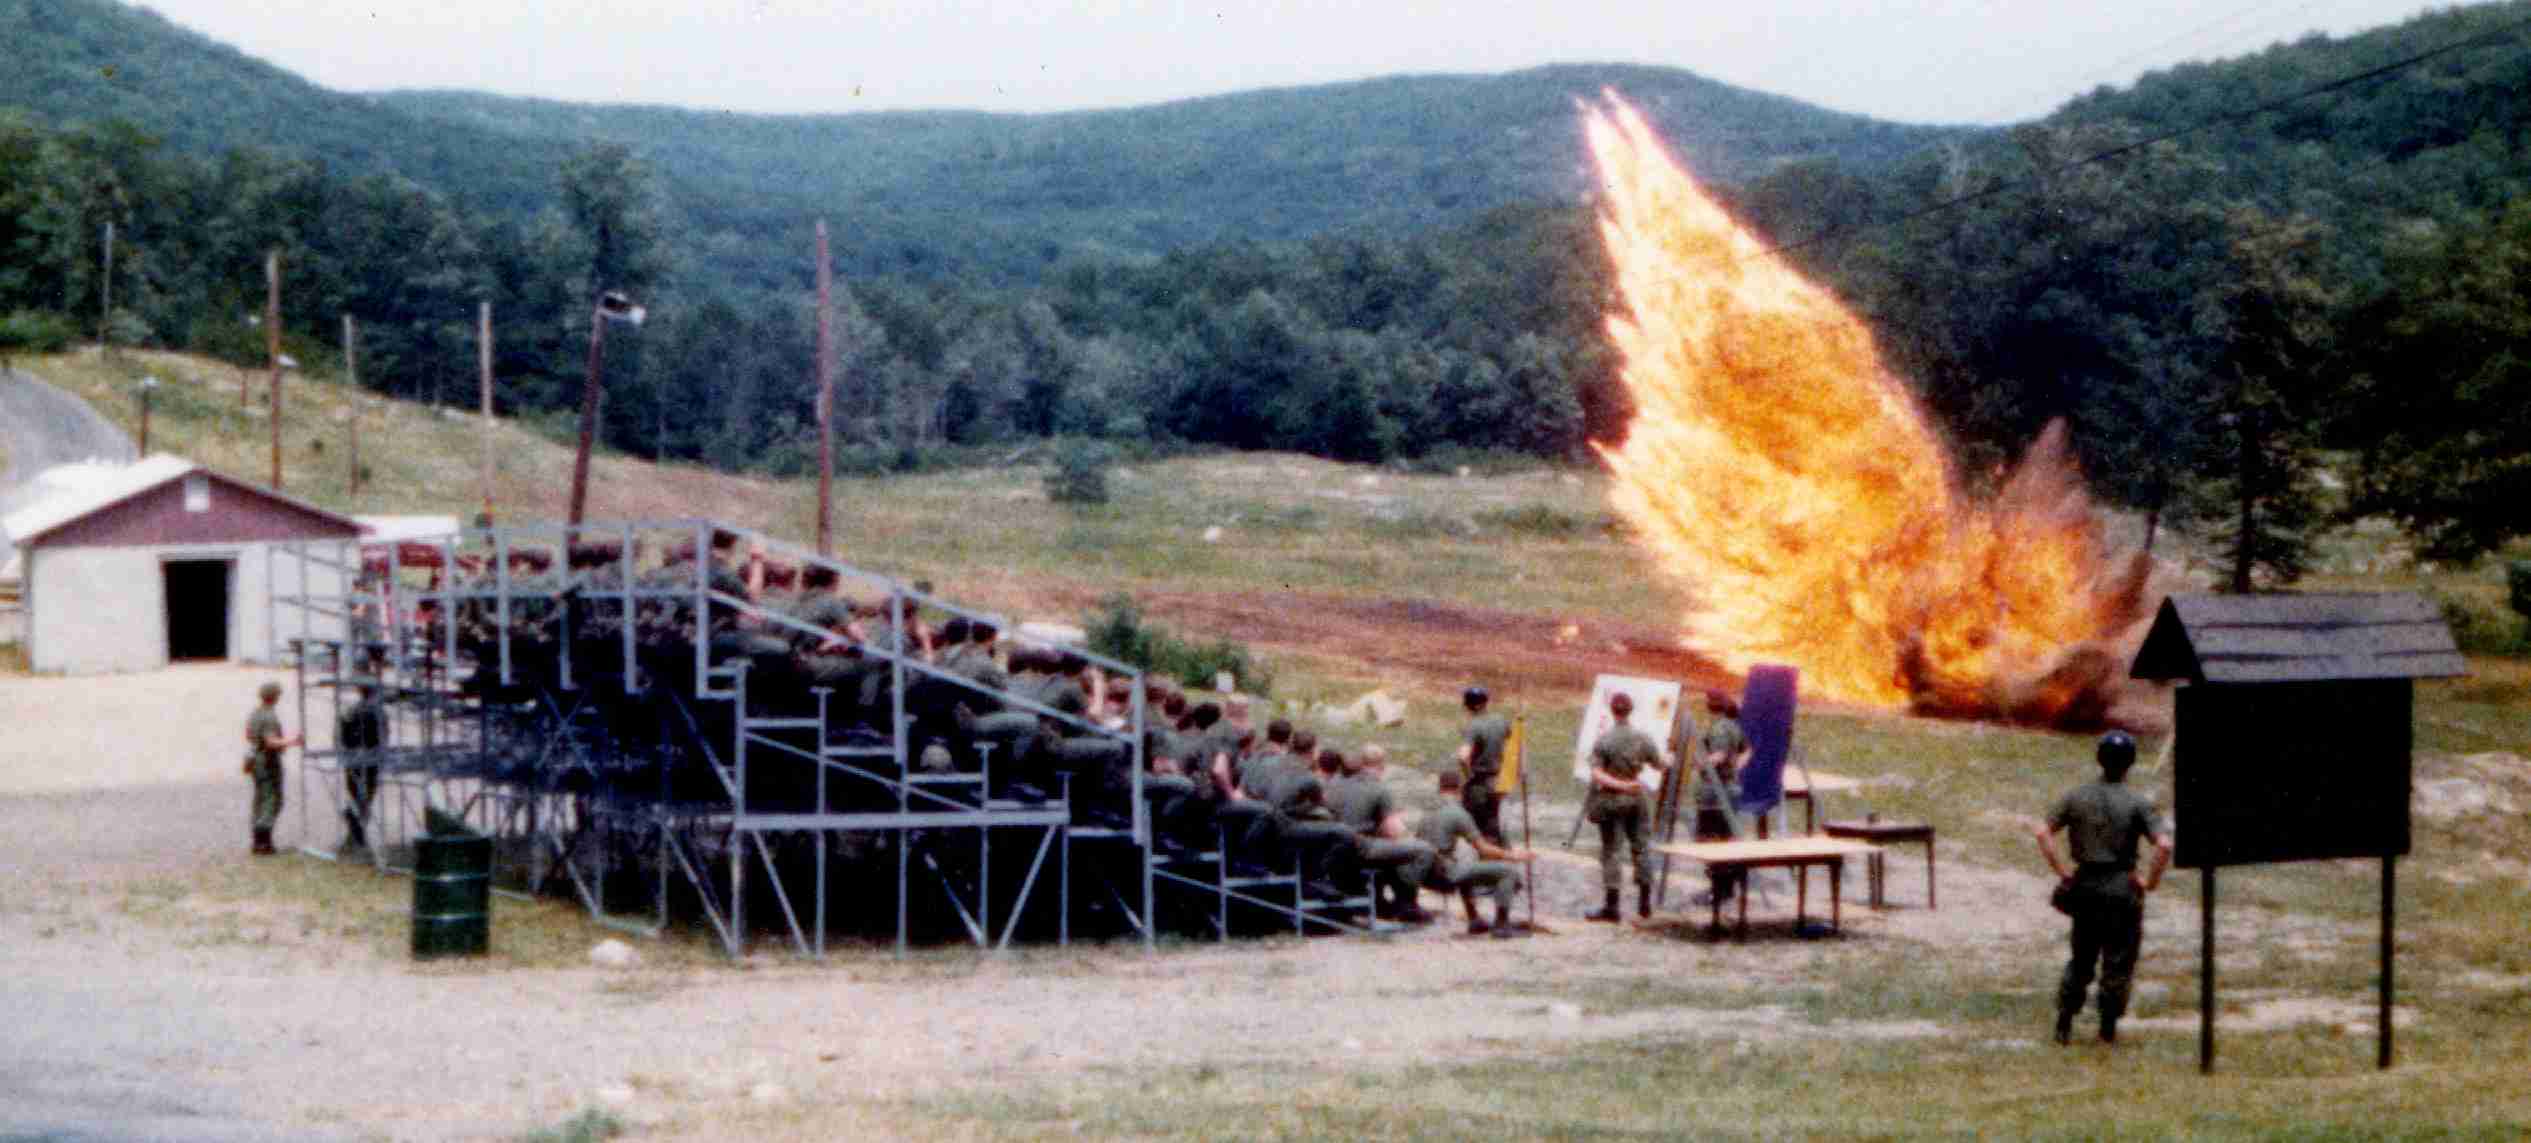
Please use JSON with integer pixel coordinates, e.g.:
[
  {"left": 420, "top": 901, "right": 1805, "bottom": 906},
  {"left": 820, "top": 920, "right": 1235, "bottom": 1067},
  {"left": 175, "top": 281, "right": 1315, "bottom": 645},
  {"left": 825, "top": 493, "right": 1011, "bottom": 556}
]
[{"left": 1750, "top": 8, "right": 2531, "bottom": 264}]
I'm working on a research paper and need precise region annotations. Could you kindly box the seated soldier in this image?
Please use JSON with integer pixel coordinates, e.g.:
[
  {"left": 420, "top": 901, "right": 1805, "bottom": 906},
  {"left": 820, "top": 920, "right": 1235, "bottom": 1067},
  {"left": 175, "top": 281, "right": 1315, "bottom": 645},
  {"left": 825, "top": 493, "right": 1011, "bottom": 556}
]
[
  {"left": 1242, "top": 743, "right": 1358, "bottom": 895},
  {"left": 1326, "top": 745, "right": 1438, "bottom": 924},
  {"left": 1421, "top": 770, "right": 1535, "bottom": 937}
]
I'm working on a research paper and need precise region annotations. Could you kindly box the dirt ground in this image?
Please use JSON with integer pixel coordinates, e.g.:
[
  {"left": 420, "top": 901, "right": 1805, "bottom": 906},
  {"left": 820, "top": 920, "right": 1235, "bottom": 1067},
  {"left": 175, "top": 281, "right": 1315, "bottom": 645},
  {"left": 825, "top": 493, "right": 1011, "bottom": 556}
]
[{"left": 0, "top": 664, "right": 2350, "bottom": 1141}]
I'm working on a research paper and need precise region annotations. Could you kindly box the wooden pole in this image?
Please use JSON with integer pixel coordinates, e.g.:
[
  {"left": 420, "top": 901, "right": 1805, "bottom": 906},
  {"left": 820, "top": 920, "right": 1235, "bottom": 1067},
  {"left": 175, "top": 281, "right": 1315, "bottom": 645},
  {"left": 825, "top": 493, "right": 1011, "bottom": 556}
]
[
  {"left": 266, "top": 249, "right": 283, "bottom": 489},
  {"left": 2199, "top": 866, "right": 2217, "bottom": 1074},
  {"left": 479, "top": 301, "right": 496, "bottom": 524},
  {"left": 2379, "top": 855, "right": 2396, "bottom": 1069},
  {"left": 568, "top": 302, "right": 605, "bottom": 528},
  {"left": 99, "top": 220, "right": 113, "bottom": 348},
  {"left": 815, "top": 220, "right": 835, "bottom": 556},
  {"left": 343, "top": 314, "right": 359, "bottom": 497},
  {"left": 1518, "top": 715, "right": 1536, "bottom": 932}
]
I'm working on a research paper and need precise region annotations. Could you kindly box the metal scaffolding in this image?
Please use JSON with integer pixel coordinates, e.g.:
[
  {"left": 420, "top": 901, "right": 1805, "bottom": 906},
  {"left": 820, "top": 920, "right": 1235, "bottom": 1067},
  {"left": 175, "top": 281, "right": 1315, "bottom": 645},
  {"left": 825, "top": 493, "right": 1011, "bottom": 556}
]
[{"left": 271, "top": 519, "right": 1378, "bottom": 954}]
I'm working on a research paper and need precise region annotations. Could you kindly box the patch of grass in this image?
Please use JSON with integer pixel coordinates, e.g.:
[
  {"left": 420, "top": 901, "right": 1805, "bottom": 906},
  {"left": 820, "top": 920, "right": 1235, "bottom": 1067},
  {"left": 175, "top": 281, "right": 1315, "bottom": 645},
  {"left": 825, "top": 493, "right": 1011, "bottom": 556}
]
[
  {"left": 514, "top": 1108, "right": 623, "bottom": 1143},
  {"left": 1472, "top": 502, "right": 1594, "bottom": 539}
]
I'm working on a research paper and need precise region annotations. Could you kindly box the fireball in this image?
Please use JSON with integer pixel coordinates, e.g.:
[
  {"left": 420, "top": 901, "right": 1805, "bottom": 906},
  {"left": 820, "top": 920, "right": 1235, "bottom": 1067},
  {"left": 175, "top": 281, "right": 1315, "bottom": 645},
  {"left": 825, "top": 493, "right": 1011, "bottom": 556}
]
[{"left": 1583, "top": 96, "right": 2154, "bottom": 725}]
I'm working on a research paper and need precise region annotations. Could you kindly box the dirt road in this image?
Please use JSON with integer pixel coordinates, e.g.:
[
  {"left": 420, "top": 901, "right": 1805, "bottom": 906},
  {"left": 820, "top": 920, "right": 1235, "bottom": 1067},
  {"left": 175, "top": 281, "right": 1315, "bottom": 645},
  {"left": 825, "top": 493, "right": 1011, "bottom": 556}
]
[{"left": 3, "top": 664, "right": 2328, "bottom": 1141}]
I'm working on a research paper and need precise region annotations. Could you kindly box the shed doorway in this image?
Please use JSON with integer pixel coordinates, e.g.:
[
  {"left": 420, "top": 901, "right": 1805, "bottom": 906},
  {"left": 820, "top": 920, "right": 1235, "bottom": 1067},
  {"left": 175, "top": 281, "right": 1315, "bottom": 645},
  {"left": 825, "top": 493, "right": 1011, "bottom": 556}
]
[{"left": 164, "top": 558, "right": 232, "bottom": 661}]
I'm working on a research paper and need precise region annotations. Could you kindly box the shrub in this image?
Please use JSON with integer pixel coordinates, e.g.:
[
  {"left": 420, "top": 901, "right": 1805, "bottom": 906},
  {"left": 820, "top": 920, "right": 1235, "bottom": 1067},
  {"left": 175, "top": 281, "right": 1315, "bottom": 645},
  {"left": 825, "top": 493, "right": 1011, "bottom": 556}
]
[
  {"left": 2435, "top": 591, "right": 2527, "bottom": 657},
  {"left": 1086, "top": 593, "right": 1272, "bottom": 695},
  {"left": 0, "top": 309, "right": 77, "bottom": 368},
  {"left": 1046, "top": 437, "right": 1112, "bottom": 505},
  {"left": 2508, "top": 561, "right": 2531, "bottom": 625}
]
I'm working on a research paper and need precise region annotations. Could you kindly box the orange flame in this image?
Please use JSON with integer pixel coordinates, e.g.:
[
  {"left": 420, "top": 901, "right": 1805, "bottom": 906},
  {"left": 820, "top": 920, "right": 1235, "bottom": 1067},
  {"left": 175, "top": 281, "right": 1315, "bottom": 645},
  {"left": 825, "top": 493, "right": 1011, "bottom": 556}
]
[{"left": 1584, "top": 96, "right": 2154, "bottom": 725}]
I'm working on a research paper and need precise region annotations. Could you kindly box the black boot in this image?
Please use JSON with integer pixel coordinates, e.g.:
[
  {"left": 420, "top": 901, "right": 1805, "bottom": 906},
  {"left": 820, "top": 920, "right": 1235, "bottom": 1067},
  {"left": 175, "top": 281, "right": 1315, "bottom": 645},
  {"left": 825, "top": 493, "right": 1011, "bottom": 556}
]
[
  {"left": 1490, "top": 902, "right": 1523, "bottom": 939},
  {"left": 1585, "top": 889, "right": 1623, "bottom": 923},
  {"left": 2053, "top": 1009, "right": 2076, "bottom": 1046},
  {"left": 251, "top": 828, "right": 276, "bottom": 856},
  {"left": 2099, "top": 1013, "right": 2119, "bottom": 1044},
  {"left": 1637, "top": 885, "right": 1654, "bottom": 919}
]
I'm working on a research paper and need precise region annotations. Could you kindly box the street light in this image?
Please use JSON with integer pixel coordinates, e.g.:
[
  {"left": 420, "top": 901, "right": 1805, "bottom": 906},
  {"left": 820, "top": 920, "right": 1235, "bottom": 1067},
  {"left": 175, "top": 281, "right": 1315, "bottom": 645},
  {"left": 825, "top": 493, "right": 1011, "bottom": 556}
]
[
  {"left": 135, "top": 374, "right": 159, "bottom": 454},
  {"left": 567, "top": 290, "right": 647, "bottom": 528}
]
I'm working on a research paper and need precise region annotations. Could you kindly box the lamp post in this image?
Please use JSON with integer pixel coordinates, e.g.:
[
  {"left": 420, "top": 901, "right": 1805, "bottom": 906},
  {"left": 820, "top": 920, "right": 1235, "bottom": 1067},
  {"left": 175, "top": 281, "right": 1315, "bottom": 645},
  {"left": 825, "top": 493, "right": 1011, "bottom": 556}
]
[
  {"left": 567, "top": 290, "right": 646, "bottom": 528},
  {"left": 135, "top": 374, "right": 158, "bottom": 454}
]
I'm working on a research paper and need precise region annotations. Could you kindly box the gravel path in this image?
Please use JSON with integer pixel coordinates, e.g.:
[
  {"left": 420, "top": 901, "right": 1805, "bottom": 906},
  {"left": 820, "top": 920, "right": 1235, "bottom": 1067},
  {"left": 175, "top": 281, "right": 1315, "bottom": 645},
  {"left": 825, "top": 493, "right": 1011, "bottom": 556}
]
[{"left": 0, "top": 363, "right": 139, "bottom": 524}]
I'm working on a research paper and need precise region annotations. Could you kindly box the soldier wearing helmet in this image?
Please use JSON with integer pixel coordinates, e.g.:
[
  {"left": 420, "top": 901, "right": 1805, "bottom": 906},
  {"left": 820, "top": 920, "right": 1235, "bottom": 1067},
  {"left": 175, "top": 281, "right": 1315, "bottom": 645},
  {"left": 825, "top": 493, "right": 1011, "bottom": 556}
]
[
  {"left": 1454, "top": 685, "right": 1511, "bottom": 844},
  {"left": 241, "top": 681, "right": 304, "bottom": 856},
  {"left": 2035, "top": 730, "right": 2172, "bottom": 1046}
]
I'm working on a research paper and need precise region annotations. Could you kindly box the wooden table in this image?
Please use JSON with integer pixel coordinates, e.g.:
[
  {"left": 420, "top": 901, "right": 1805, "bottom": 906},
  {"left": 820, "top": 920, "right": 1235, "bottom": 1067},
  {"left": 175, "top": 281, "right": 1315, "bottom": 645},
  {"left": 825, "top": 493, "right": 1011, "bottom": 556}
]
[
  {"left": 1655, "top": 837, "right": 1882, "bottom": 938},
  {"left": 1820, "top": 819, "right": 1936, "bottom": 910},
  {"left": 1781, "top": 770, "right": 1863, "bottom": 833}
]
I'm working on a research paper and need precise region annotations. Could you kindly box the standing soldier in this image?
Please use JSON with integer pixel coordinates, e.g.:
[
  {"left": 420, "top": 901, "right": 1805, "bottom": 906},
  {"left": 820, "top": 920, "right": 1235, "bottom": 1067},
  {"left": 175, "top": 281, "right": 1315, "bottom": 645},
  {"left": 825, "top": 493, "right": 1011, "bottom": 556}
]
[
  {"left": 2035, "top": 731, "right": 2172, "bottom": 1046},
  {"left": 242, "top": 681, "right": 303, "bottom": 856},
  {"left": 337, "top": 680, "right": 387, "bottom": 852},
  {"left": 1455, "top": 686, "right": 1511, "bottom": 844},
  {"left": 1583, "top": 691, "right": 1664, "bottom": 922},
  {"left": 1693, "top": 690, "right": 1752, "bottom": 903}
]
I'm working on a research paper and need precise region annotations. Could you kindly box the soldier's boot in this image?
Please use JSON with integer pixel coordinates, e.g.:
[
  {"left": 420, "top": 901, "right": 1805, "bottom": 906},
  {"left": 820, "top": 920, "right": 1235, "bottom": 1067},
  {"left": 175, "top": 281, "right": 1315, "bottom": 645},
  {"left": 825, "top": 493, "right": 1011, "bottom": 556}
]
[
  {"left": 2098, "top": 1012, "right": 2119, "bottom": 1045},
  {"left": 252, "top": 828, "right": 276, "bottom": 856},
  {"left": 1490, "top": 900, "right": 1523, "bottom": 940},
  {"left": 1636, "top": 884, "right": 1654, "bottom": 919},
  {"left": 1585, "top": 889, "right": 1623, "bottom": 923},
  {"left": 343, "top": 812, "right": 367, "bottom": 850},
  {"left": 1459, "top": 887, "right": 1483, "bottom": 927},
  {"left": 2053, "top": 1009, "right": 2076, "bottom": 1046}
]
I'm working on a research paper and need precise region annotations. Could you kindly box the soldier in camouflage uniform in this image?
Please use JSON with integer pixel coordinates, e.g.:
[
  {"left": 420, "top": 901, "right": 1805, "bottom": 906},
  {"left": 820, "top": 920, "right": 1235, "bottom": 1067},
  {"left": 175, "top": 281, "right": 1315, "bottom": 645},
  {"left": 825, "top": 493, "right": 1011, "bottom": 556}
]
[
  {"left": 1583, "top": 691, "right": 1664, "bottom": 921},
  {"left": 1455, "top": 686, "right": 1512, "bottom": 843},
  {"left": 241, "top": 682, "right": 302, "bottom": 856},
  {"left": 336, "top": 680, "right": 387, "bottom": 851},
  {"left": 2036, "top": 731, "right": 2171, "bottom": 1045},
  {"left": 1422, "top": 769, "right": 1534, "bottom": 937},
  {"left": 1693, "top": 690, "right": 1750, "bottom": 904},
  {"left": 1325, "top": 745, "right": 1437, "bottom": 924}
]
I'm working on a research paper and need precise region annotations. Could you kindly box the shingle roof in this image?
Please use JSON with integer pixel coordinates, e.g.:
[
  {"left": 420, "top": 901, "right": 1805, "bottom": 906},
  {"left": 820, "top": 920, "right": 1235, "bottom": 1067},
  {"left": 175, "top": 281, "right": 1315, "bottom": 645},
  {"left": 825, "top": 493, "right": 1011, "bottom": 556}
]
[
  {"left": 1, "top": 454, "right": 363, "bottom": 548},
  {"left": 2129, "top": 592, "right": 2466, "bottom": 684}
]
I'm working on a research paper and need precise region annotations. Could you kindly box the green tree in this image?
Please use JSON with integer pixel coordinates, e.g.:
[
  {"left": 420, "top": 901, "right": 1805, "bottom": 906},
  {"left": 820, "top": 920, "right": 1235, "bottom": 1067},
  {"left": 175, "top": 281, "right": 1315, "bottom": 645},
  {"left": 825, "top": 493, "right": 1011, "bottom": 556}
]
[
  {"left": 2179, "top": 210, "right": 2341, "bottom": 592},
  {"left": 2341, "top": 201, "right": 2531, "bottom": 563}
]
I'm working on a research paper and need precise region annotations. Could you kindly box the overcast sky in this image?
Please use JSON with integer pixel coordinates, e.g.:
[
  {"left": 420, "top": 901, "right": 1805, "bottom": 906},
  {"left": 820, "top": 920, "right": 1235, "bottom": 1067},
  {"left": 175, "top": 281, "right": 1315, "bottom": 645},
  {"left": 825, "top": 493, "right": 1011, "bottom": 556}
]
[{"left": 141, "top": 0, "right": 2451, "bottom": 124}]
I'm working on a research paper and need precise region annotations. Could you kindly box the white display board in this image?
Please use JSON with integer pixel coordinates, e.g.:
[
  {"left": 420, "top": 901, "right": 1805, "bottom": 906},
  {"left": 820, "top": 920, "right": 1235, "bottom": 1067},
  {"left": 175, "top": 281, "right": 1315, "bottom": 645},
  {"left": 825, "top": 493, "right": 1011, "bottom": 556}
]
[{"left": 1570, "top": 674, "right": 1686, "bottom": 788}]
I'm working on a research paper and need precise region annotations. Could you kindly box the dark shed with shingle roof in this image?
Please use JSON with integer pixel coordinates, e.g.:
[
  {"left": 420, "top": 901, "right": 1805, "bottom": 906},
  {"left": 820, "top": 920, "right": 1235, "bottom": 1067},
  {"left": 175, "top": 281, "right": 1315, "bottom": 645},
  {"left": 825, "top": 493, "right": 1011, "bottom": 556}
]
[
  {"left": 2130, "top": 592, "right": 2463, "bottom": 1074},
  {"left": 2130, "top": 592, "right": 2462, "bottom": 869}
]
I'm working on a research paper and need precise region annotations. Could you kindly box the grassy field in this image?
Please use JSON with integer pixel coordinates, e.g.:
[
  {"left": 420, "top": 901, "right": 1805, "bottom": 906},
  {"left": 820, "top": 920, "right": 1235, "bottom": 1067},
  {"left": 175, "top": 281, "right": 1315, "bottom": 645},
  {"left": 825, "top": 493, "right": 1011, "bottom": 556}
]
[{"left": 16, "top": 347, "right": 2531, "bottom": 1139}]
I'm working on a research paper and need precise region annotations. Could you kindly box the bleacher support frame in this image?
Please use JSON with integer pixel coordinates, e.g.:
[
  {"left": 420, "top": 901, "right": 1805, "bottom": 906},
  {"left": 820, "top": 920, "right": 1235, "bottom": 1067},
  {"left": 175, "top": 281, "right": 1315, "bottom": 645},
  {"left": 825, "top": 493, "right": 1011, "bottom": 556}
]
[{"left": 272, "top": 519, "right": 1379, "bottom": 954}]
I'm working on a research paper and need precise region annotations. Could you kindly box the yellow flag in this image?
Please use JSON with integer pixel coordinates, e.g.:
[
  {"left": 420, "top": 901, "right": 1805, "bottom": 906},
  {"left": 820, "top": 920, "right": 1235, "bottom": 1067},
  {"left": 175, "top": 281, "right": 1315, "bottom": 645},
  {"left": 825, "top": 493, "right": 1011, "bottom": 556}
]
[{"left": 1494, "top": 714, "right": 1525, "bottom": 795}]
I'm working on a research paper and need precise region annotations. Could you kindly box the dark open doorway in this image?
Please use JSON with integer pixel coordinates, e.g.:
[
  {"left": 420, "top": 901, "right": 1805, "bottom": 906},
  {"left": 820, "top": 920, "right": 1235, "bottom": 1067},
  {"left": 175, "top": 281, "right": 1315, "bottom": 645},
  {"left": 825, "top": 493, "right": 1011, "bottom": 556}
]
[{"left": 164, "top": 559, "right": 232, "bottom": 661}]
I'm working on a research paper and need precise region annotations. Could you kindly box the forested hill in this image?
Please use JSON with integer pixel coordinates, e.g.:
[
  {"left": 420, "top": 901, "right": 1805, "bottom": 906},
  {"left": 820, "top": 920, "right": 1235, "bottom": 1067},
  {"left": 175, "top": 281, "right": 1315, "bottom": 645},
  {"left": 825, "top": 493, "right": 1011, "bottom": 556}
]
[
  {"left": 375, "top": 68, "right": 1954, "bottom": 285},
  {"left": 0, "top": 0, "right": 571, "bottom": 214},
  {"left": 2, "top": 0, "right": 1961, "bottom": 286}
]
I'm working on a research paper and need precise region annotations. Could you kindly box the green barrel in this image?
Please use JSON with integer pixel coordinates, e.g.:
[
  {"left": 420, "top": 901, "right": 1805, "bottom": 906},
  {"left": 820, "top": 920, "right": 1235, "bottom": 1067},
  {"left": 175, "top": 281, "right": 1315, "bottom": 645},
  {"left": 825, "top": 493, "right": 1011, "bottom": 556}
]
[{"left": 412, "top": 830, "right": 492, "bottom": 959}]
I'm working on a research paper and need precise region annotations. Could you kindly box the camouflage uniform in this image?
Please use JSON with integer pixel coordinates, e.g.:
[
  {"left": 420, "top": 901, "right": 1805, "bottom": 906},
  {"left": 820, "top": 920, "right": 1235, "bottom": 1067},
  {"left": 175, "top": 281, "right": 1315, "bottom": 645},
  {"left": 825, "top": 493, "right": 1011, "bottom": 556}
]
[
  {"left": 1326, "top": 773, "right": 1437, "bottom": 901},
  {"left": 245, "top": 704, "right": 285, "bottom": 835},
  {"left": 2049, "top": 780, "right": 2165, "bottom": 1031},
  {"left": 1584, "top": 721, "right": 1661, "bottom": 893},
  {"left": 1460, "top": 711, "right": 1511, "bottom": 843},
  {"left": 1416, "top": 801, "right": 1524, "bottom": 909}
]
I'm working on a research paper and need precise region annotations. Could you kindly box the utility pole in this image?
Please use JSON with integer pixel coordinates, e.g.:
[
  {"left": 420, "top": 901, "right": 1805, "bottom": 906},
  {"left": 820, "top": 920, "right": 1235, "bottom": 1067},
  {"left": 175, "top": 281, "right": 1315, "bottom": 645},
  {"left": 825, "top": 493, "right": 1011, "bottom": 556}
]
[
  {"left": 266, "top": 249, "right": 283, "bottom": 489},
  {"left": 568, "top": 292, "right": 643, "bottom": 528},
  {"left": 136, "top": 375, "right": 157, "bottom": 453},
  {"left": 343, "top": 314, "right": 360, "bottom": 498},
  {"left": 479, "top": 301, "right": 496, "bottom": 524},
  {"left": 815, "top": 219, "right": 835, "bottom": 556},
  {"left": 99, "top": 221, "right": 114, "bottom": 349}
]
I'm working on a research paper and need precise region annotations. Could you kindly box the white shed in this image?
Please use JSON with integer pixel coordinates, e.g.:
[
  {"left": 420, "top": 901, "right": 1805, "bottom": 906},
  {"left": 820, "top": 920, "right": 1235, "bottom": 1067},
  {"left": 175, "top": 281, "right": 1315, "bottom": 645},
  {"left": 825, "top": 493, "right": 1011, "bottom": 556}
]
[{"left": 1, "top": 456, "right": 363, "bottom": 673}]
